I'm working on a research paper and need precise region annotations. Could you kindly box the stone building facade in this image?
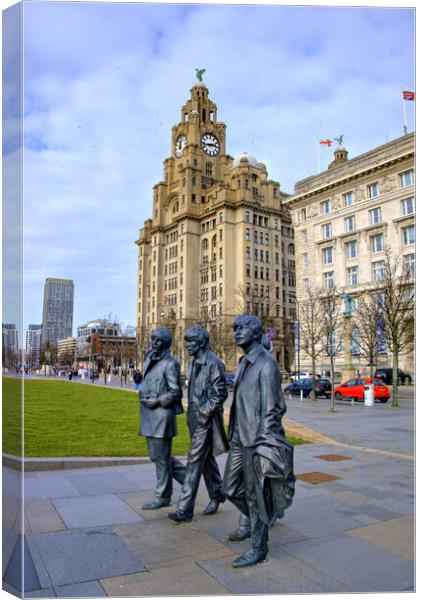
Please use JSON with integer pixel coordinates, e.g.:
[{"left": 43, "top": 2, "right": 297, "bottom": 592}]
[
  {"left": 285, "top": 132, "right": 415, "bottom": 379},
  {"left": 136, "top": 82, "right": 295, "bottom": 372}
]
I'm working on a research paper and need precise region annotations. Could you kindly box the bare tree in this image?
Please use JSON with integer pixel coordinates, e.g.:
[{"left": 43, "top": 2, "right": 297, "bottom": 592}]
[
  {"left": 296, "top": 286, "right": 326, "bottom": 401},
  {"left": 321, "top": 287, "right": 344, "bottom": 411},
  {"left": 351, "top": 292, "right": 385, "bottom": 378},
  {"left": 379, "top": 247, "right": 415, "bottom": 407}
]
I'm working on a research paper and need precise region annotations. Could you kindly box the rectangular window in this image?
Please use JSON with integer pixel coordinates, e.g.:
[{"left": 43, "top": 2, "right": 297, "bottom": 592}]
[
  {"left": 303, "top": 278, "right": 309, "bottom": 291},
  {"left": 371, "top": 233, "right": 384, "bottom": 253},
  {"left": 347, "top": 266, "right": 359, "bottom": 286},
  {"left": 369, "top": 207, "right": 382, "bottom": 225},
  {"left": 401, "top": 197, "right": 415, "bottom": 215},
  {"left": 404, "top": 253, "right": 415, "bottom": 275},
  {"left": 399, "top": 169, "right": 414, "bottom": 188},
  {"left": 345, "top": 240, "right": 357, "bottom": 259},
  {"left": 302, "top": 229, "right": 308, "bottom": 243},
  {"left": 322, "top": 223, "right": 332, "bottom": 238},
  {"left": 344, "top": 215, "right": 356, "bottom": 232},
  {"left": 320, "top": 199, "right": 331, "bottom": 215},
  {"left": 343, "top": 191, "right": 353, "bottom": 207},
  {"left": 246, "top": 246, "right": 251, "bottom": 259},
  {"left": 367, "top": 182, "right": 379, "bottom": 198},
  {"left": 323, "top": 271, "right": 334, "bottom": 290},
  {"left": 245, "top": 210, "right": 250, "bottom": 223},
  {"left": 301, "top": 208, "right": 307, "bottom": 222},
  {"left": 303, "top": 252, "right": 309, "bottom": 267},
  {"left": 372, "top": 260, "right": 385, "bottom": 281},
  {"left": 403, "top": 224, "right": 415, "bottom": 245},
  {"left": 245, "top": 228, "right": 250, "bottom": 241},
  {"left": 322, "top": 246, "right": 333, "bottom": 265}
]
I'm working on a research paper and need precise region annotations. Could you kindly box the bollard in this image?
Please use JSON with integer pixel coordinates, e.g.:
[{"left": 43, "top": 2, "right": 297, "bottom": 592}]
[
  {"left": 364, "top": 384, "right": 375, "bottom": 406},
  {"left": 300, "top": 389, "right": 304, "bottom": 402}
]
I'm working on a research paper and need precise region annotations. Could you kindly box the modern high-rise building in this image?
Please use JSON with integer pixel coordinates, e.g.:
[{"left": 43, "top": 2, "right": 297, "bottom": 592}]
[
  {"left": 25, "top": 324, "right": 42, "bottom": 368},
  {"left": 41, "top": 278, "right": 74, "bottom": 347},
  {"left": 136, "top": 80, "right": 295, "bottom": 371},
  {"left": 285, "top": 132, "right": 415, "bottom": 378},
  {"left": 2, "top": 323, "right": 19, "bottom": 367}
]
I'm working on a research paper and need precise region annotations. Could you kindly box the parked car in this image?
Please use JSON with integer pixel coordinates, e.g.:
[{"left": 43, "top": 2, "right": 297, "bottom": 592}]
[
  {"left": 333, "top": 377, "right": 390, "bottom": 403},
  {"left": 374, "top": 367, "right": 412, "bottom": 385},
  {"left": 226, "top": 371, "right": 235, "bottom": 388},
  {"left": 289, "top": 371, "right": 321, "bottom": 381},
  {"left": 285, "top": 378, "right": 331, "bottom": 398}
]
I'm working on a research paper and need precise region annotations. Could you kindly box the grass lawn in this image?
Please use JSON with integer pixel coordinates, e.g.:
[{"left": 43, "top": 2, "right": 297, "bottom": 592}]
[{"left": 3, "top": 378, "right": 307, "bottom": 457}]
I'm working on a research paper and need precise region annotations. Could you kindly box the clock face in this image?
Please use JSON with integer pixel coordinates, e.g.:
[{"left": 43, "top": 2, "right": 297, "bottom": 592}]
[
  {"left": 175, "top": 135, "right": 187, "bottom": 158},
  {"left": 201, "top": 133, "right": 220, "bottom": 156}
]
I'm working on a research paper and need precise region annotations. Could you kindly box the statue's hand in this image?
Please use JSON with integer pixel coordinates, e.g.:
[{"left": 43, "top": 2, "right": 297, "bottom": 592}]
[{"left": 142, "top": 397, "right": 160, "bottom": 409}]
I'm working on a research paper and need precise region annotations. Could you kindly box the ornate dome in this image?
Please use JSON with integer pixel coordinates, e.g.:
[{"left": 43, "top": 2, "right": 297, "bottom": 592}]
[{"left": 232, "top": 152, "right": 258, "bottom": 167}]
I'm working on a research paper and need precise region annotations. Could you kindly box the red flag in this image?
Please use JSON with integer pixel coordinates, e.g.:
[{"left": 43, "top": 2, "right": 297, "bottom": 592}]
[
  {"left": 403, "top": 90, "right": 415, "bottom": 101},
  {"left": 319, "top": 139, "right": 332, "bottom": 146}
]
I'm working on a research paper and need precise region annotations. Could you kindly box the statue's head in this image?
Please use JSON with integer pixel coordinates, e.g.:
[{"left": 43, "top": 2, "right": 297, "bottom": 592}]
[
  {"left": 185, "top": 325, "right": 209, "bottom": 356},
  {"left": 150, "top": 327, "right": 172, "bottom": 353},
  {"left": 232, "top": 314, "right": 263, "bottom": 346}
]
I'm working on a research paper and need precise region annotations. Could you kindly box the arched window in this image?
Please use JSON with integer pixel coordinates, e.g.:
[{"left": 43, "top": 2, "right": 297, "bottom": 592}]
[{"left": 288, "top": 243, "right": 295, "bottom": 255}]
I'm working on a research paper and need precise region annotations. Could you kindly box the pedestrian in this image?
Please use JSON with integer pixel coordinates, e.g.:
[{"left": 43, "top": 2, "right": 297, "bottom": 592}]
[
  {"left": 133, "top": 369, "right": 143, "bottom": 391},
  {"left": 139, "top": 328, "right": 186, "bottom": 509},
  {"left": 68, "top": 369, "right": 73, "bottom": 381},
  {"left": 168, "top": 325, "right": 228, "bottom": 523},
  {"left": 222, "top": 315, "right": 295, "bottom": 568}
]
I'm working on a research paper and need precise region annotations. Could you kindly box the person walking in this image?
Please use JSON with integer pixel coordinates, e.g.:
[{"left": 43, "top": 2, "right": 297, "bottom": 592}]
[
  {"left": 133, "top": 369, "right": 143, "bottom": 391},
  {"left": 139, "top": 327, "right": 186, "bottom": 509},
  {"left": 168, "top": 325, "right": 228, "bottom": 523}
]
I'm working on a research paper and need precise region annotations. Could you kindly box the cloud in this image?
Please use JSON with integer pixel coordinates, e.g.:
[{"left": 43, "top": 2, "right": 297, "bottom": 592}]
[{"left": 5, "top": 2, "right": 413, "bottom": 334}]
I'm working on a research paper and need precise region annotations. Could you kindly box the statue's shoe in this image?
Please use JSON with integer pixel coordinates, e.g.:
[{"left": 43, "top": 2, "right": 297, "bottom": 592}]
[
  {"left": 227, "top": 525, "right": 251, "bottom": 541},
  {"left": 202, "top": 498, "right": 225, "bottom": 515},
  {"left": 167, "top": 510, "right": 193, "bottom": 523},
  {"left": 141, "top": 498, "right": 170, "bottom": 510},
  {"left": 232, "top": 548, "right": 267, "bottom": 568}
]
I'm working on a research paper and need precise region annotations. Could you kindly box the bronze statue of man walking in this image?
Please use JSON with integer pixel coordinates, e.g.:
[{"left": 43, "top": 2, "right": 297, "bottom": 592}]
[
  {"left": 168, "top": 325, "right": 228, "bottom": 522},
  {"left": 139, "top": 327, "right": 186, "bottom": 509},
  {"left": 222, "top": 315, "right": 295, "bottom": 567}
]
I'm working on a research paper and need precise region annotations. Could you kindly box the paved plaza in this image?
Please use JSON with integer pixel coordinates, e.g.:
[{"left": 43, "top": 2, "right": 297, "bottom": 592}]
[{"left": 2, "top": 392, "right": 415, "bottom": 597}]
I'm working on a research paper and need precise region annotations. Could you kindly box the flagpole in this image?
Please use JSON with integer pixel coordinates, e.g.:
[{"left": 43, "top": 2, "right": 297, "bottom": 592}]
[
  {"left": 316, "top": 139, "right": 321, "bottom": 173},
  {"left": 402, "top": 88, "right": 408, "bottom": 135}
]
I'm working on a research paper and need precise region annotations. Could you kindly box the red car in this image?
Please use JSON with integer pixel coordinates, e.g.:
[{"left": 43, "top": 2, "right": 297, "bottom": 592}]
[{"left": 333, "top": 377, "right": 390, "bottom": 403}]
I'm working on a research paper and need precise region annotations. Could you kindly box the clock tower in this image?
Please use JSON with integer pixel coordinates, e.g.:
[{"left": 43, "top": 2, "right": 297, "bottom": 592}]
[{"left": 136, "top": 79, "right": 295, "bottom": 372}]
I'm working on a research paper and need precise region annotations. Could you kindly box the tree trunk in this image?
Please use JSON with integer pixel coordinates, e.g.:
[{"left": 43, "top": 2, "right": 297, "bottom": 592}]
[
  {"left": 311, "top": 354, "right": 317, "bottom": 402},
  {"left": 330, "top": 354, "right": 335, "bottom": 411},
  {"left": 392, "top": 350, "right": 399, "bottom": 408}
]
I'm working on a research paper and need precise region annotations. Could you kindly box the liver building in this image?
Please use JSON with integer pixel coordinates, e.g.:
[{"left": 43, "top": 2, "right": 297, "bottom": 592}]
[{"left": 136, "top": 77, "right": 295, "bottom": 372}]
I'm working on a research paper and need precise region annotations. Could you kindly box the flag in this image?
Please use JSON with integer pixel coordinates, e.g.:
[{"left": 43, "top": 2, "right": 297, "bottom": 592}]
[
  {"left": 403, "top": 90, "right": 415, "bottom": 101},
  {"left": 319, "top": 139, "right": 332, "bottom": 146}
]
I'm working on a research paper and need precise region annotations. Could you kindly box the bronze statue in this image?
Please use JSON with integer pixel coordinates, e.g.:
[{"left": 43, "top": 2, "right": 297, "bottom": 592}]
[
  {"left": 222, "top": 315, "right": 295, "bottom": 568},
  {"left": 168, "top": 325, "right": 228, "bottom": 523},
  {"left": 139, "top": 327, "right": 186, "bottom": 509}
]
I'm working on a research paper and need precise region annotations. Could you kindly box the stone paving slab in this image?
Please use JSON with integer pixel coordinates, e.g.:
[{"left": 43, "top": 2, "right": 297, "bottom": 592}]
[
  {"left": 282, "top": 531, "right": 414, "bottom": 592},
  {"left": 52, "top": 494, "right": 144, "bottom": 529},
  {"left": 24, "top": 473, "right": 80, "bottom": 501},
  {"left": 112, "top": 519, "right": 234, "bottom": 570},
  {"left": 25, "top": 500, "right": 66, "bottom": 533},
  {"left": 3, "top": 536, "right": 40, "bottom": 593},
  {"left": 100, "top": 562, "right": 231, "bottom": 596},
  {"left": 30, "top": 527, "right": 146, "bottom": 587},
  {"left": 65, "top": 472, "right": 142, "bottom": 495},
  {"left": 348, "top": 514, "right": 414, "bottom": 560},
  {"left": 117, "top": 491, "right": 177, "bottom": 521},
  {"left": 54, "top": 581, "right": 107, "bottom": 597},
  {"left": 198, "top": 546, "right": 355, "bottom": 594}
]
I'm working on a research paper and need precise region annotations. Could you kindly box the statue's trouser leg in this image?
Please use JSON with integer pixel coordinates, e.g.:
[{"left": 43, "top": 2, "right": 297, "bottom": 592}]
[
  {"left": 171, "top": 457, "right": 186, "bottom": 486},
  {"left": 147, "top": 437, "right": 173, "bottom": 501},
  {"left": 223, "top": 441, "right": 268, "bottom": 554},
  {"left": 243, "top": 447, "right": 268, "bottom": 554},
  {"left": 177, "top": 413, "right": 217, "bottom": 515}
]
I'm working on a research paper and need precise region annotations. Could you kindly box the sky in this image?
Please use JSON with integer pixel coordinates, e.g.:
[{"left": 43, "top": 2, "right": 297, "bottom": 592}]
[{"left": 2, "top": 1, "right": 415, "bottom": 340}]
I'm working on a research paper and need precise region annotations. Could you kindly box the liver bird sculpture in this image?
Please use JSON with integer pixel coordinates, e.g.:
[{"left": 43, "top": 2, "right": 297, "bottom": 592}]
[{"left": 195, "top": 68, "right": 206, "bottom": 82}]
